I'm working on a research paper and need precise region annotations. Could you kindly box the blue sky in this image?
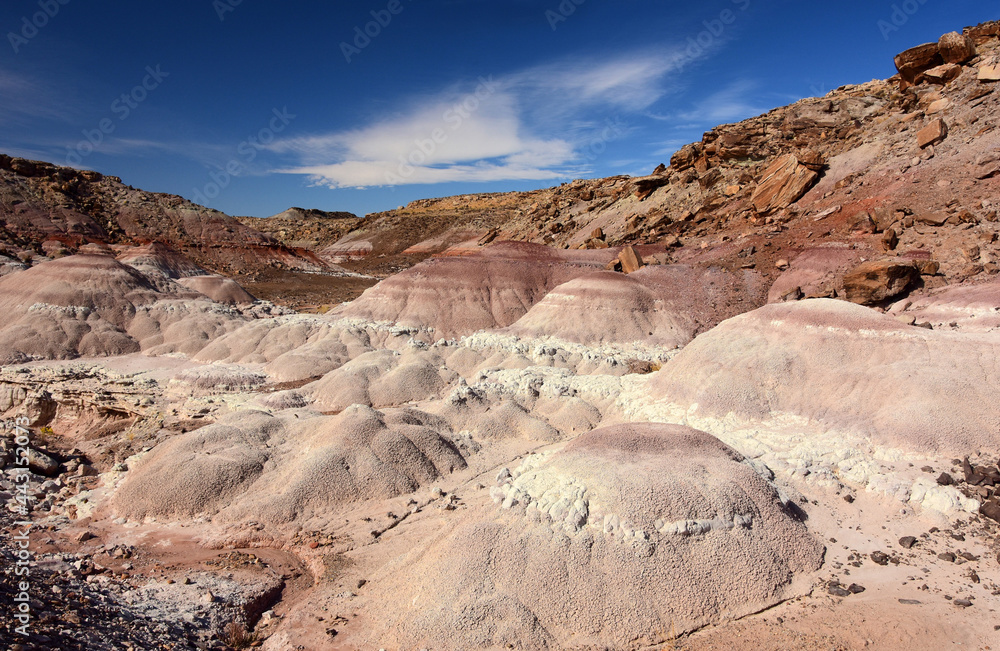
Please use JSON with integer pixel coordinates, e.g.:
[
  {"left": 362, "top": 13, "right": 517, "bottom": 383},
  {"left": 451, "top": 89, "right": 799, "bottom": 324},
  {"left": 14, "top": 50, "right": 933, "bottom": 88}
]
[{"left": 0, "top": 1, "right": 995, "bottom": 217}]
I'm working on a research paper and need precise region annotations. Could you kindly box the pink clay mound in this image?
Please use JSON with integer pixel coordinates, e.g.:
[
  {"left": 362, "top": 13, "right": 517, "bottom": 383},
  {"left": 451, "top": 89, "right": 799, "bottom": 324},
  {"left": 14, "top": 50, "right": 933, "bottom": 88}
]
[
  {"left": 649, "top": 299, "right": 1000, "bottom": 454},
  {"left": 356, "top": 423, "right": 824, "bottom": 649},
  {"left": 336, "top": 242, "right": 617, "bottom": 338},
  {"left": 113, "top": 406, "right": 466, "bottom": 525}
]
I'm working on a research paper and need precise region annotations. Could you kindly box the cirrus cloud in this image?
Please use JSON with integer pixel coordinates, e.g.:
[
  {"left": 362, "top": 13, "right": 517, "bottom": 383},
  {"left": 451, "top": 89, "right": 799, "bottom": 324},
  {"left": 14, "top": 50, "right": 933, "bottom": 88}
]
[{"left": 270, "top": 49, "right": 688, "bottom": 188}]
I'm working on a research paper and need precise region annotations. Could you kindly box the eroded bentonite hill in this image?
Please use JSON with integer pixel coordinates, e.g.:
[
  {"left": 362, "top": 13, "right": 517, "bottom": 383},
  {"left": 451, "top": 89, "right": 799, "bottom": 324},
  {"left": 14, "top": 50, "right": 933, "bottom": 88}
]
[{"left": 3, "top": 23, "right": 1000, "bottom": 651}]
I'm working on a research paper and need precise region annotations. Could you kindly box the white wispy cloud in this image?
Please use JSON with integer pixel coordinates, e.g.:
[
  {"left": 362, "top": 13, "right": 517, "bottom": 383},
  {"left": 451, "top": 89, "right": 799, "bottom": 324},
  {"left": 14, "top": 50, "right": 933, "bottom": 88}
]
[
  {"left": 0, "top": 68, "right": 77, "bottom": 125},
  {"left": 663, "top": 80, "right": 769, "bottom": 126},
  {"left": 271, "top": 49, "right": 688, "bottom": 188}
]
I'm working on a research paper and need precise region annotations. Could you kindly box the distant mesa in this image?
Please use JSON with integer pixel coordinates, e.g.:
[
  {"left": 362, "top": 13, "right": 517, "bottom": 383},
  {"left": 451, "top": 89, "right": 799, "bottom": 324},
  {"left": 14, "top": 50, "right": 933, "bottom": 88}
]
[{"left": 268, "top": 206, "right": 359, "bottom": 221}]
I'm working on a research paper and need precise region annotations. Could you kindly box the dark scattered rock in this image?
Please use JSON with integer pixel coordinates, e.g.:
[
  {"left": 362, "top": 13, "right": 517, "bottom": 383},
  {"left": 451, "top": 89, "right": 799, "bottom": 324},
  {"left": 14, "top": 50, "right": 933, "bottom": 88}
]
[
  {"left": 871, "top": 551, "right": 891, "bottom": 566},
  {"left": 954, "top": 598, "right": 974, "bottom": 608},
  {"left": 938, "top": 552, "right": 956, "bottom": 563},
  {"left": 981, "top": 499, "right": 1000, "bottom": 523},
  {"left": 898, "top": 598, "right": 922, "bottom": 605},
  {"left": 847, "top": 583, "right": 866, "bottom": 594},
  {"left": 828, "top": 583, "right": 852, "bottom": 597},
  {"left": 936, "top": 472, "right": 954, "bottom": 486},
  {"left": 962, "top": 457, "right": 975, "bottom": 481},
  {"left": 898, "top": 536, "right": 918, "bottom": 549}
]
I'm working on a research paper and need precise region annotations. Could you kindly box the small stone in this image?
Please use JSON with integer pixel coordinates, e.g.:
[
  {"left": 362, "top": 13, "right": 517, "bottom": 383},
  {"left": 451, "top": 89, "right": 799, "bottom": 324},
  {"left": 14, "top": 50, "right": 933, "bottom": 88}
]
[
  {"left": 936, "top": 472, "right": 954, "bottom": 486},
  {"left": 954, "top": 598, "right": 973, "bottom": 608},
  {"left": 926, "top": 98, "right": 951, "bottom": 114},
  {"left": 915, "top": 212, "right": 949, "bottom": 226},
  {"left": 898, "top": 598, "right": 922, "bottom": 605},
  {"left": 899, "top": 536, "right": 918, "bottom": 549},
  {"left": 847, "top": 583, "right": 866, "bottom": 594},
  {"left": 871, "top": 551, "right": 890, "bottom": 566},
  {"left": 938, "top": 552, "right": 956, "bottom": 563},
  {"left": 74, "top": 531, "right": 96, "bottom": 543}
]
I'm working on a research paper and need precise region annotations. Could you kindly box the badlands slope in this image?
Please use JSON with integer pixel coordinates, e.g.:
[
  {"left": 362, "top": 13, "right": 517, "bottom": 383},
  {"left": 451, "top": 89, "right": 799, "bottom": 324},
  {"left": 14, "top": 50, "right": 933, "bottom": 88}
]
[{"left": 2, "top": 23, "right": 1000, "bottom": 651}]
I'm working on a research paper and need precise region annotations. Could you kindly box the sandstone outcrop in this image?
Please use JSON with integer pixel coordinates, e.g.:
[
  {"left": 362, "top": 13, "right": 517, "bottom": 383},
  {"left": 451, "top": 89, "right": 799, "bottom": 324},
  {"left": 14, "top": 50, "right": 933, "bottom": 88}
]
[{"left": 750, "top": 154, "right": 819, "bottom": 214}]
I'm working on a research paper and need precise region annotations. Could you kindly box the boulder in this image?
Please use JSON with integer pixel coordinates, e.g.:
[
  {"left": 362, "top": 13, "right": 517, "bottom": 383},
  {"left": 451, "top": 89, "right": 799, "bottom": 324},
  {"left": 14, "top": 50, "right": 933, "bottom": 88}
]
[
  {"left": 670, "top": 143, "right": 702, "bottom": 171},
  {"left": 477, "top": 228, "right": 499, "bottom": 246},
  {"left": 698, "top": 167, "right": 724, "bottom": 189},
  {"left": 28, "top": 449, "right": 60, "bottom": 476},
  {"left": 967, "top": 22, "right": 1000, "bottom": 45},
  {"left": 979, "top": 65, "right": 1000, "bottom": 82},
  {"left": 797, "top": 149, "right": 826, "bottom": 171},
  {"left": 842, "top": 260, "right": 918, "bottom": 304},
  {"left": 632, "top": 176, "right": 671, "bottom": 201},
  {"left": 915, "top": 212, "right": 950, "bottom": 226},
  {"left": 917, "top": 119, "right": 948, "bottom": 148},
  {"left": 938, "top": 31, "right": 976, "bottom": 64},
  {"left": 618, "top": 246, "right": 644, "bottom": 274},
  {"left": 751, "top": 154, "right": 819, "bottom": 215},
  {"left": 923, "top": 64, "right": 962, "bottom": 85},
  {"left": 894, "top": 43, "right": 944, "bottom": 84}
]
